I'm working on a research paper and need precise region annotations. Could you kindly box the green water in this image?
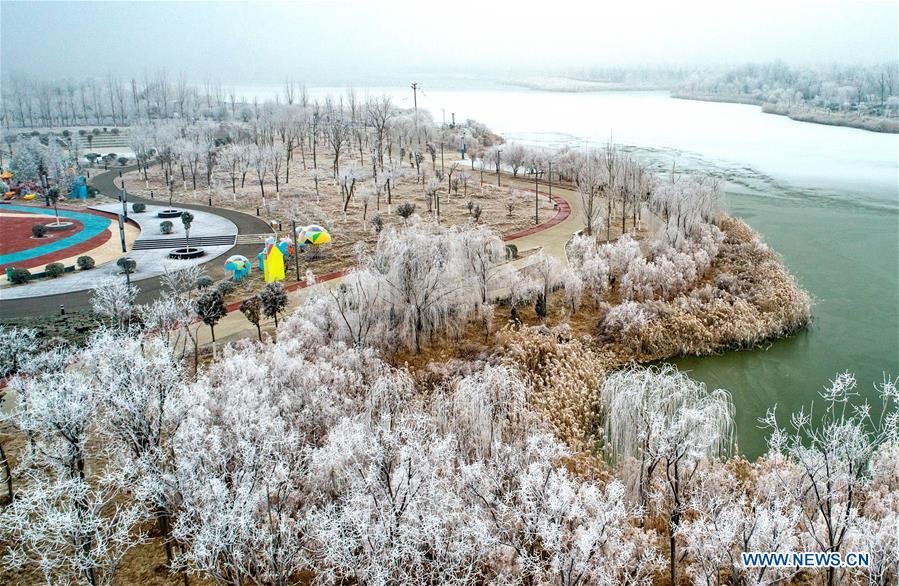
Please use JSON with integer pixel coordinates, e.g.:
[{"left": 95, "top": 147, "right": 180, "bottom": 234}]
[{"left": 674, "top": 186, "right": 899, "bottom": 458}]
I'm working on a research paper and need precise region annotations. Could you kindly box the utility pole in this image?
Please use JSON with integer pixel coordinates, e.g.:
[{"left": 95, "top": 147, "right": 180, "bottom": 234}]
[
  {"left": 411, "top": 82, "right": 420, "bottom": 144},
  {"left": 496, "top": 149, "right": 502, "bottom": 187}
]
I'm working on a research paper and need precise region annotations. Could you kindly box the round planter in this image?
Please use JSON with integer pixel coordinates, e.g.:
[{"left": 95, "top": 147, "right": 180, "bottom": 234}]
[
  {"left": 45, "top": 221, "right": 75, "bottom": 231},
  {"left": 157, "top": 209, "right": 182, "bottom": 218},
  {"left": 169, "top": 247, "right": 205, "bottom": 260}
]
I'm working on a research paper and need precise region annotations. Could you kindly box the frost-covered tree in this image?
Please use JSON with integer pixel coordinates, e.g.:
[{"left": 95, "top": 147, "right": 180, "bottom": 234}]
[
  {"left": 195, "top": 288, "right": 227, "bottom": 342},
  {"left": 260, "top": 281, "right": 288, "bottom": 328},
  {"left": 575, "top": 150, "right": 604, "bottom": 237},
  {"left": 0, "top": 475, "right": 146, "bottom": 586},
  {"left": 9, "top": 137, "right": 45, "bottom": 182},
  {"left": 761, "top": 372, "right": 899, "bottom": 586},
  {"left": 0, "top": 326, "right": 40, "bottom": 502},
  {"left": 91, "top": 276, "right": 137, "bottom": 329},
  {"left": 369, "top": 223, "right": 474, "bottom": 352},
  {"left": 532, "top": 250, "right": 561, "bottom": 318},
  {"left": 460, "top": 224, "right": 507, "bottom": 304},
  {"left": 601, "top": 364, "right": 735, "bottom": 586},
  {"left": 84, "top": 331, "right": 187, "bottom": 568}
]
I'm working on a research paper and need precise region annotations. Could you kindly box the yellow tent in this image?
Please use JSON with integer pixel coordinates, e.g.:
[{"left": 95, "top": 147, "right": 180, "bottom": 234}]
[{"left": 263, "top": 245, "right": 285, "bottom": 282}]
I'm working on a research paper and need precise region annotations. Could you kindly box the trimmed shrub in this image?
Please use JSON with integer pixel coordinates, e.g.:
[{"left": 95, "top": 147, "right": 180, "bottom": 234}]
[
  {"left": 505, "top": 244, "right": 518, "bottom": 259},
  {"left": 117, "top": 157, "right": 129, "bottom": 166},
  {"left": 87, "top": 186, "right": 99, "bottom": 197},
  {"left": 9, "top": 268, "right": 31, "bottom": 285},
  {"left": 77, "top": 256, "right": 95, "bottom": 270},
  {"left": 132, "top": 202, "right": 146, "bottom": 213},
  {"left": 117, "top": 257, "right": 137, "bottom": 274},
  {"left": 216, "top": 279, "right": 236, "bottom": 296},
  {"left": 32, "top": 224, "right": 47, "bottom": 238},
  {"left": 160, "top": 220, "right": 174, "bottom": 234},
  {"left": 371, "top": 215, "right": 384, "bottom": 233},
  {"left": 196, "top": 275, "right": 214, "bottom": 289},
  {"left": 396, "top": 202, "right": 416, "bottom": 220},
  {"left": 45, "top": 262, "right": 65, "bottom": 278}
]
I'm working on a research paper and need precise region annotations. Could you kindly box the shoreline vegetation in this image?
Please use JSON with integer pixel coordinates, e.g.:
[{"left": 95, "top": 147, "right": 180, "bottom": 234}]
[
  {"left": 672, "top": 92, "right": 899, "bottom": 133},
  {"left": 502, "top": 60, "right": 899, "bottom": 134},
  {"left": 499, "top": 76, "right": 899, "bottom": 133}
]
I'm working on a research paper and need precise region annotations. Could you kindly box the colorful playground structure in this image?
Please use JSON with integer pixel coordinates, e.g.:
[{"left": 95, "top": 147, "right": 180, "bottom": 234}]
[{"left": 237, "top": 225, "right": 332, "bottom": 284}]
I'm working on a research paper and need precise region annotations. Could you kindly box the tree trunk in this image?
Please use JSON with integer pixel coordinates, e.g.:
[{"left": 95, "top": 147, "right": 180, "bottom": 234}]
[
  {"left": 157, "top": 507, "right": 174, "bottom": 564},
  {"left": 0, "top": 440, "right": 13, "bottom": 503}
]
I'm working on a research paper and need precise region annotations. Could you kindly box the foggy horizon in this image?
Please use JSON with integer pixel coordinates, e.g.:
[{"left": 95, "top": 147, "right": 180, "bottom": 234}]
[{"left": 2, "top": 0, "right": 897, "bottom": 86}]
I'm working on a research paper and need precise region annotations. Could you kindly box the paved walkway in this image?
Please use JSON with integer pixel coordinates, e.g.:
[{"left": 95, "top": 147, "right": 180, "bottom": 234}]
[{"left": 0, "top": 166, "right": 274, "bottom": 317}]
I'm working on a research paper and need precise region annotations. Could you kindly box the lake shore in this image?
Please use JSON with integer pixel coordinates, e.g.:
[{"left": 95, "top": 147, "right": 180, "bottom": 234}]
[{"left": 671, "top": 92, "right": 899, "bottom": 133}]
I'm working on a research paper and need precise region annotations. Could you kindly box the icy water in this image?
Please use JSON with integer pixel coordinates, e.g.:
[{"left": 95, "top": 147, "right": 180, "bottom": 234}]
[{"left": 237, "top": 84, "right": 899, "bottom": 458}]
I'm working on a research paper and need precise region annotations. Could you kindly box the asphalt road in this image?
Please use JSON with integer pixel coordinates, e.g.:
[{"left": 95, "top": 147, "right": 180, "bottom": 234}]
[{"left": 0, "top": 165, "right": 273, "bottom": 318}]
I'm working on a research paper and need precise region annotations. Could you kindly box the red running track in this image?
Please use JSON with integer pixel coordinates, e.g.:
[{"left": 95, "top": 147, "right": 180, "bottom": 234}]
[{"left": 0, "top": 209, "right": 114, "bottom": 272}]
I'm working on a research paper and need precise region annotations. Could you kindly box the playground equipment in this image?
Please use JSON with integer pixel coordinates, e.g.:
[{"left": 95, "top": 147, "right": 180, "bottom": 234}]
[
  {"left": 70, "top": 176, "right": 89, "bottom": 199},
  {"left": 295, "top": 224, "right": 332, "bottom": 257},
  {"left": 224, "top": 254, "right": 251, "bottom": 281},
  {"left": 258, "top": 237, "right": 287, "bottom": 283}
]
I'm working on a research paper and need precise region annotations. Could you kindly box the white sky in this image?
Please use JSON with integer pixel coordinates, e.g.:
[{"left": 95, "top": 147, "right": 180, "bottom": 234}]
[{"left": 2, "top": 0, "right": 897, "bottom": 83}]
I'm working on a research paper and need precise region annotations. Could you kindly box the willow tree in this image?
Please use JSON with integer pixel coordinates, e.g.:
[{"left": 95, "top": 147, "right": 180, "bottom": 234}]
[{"left": 601, "top": 364, "right": 735, "bottom": 586}]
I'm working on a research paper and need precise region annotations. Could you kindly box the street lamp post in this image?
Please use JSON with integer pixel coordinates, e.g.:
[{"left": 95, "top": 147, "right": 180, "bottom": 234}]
[
  {"left": 120, "top": 179, "right": 128, "bottom": 221},
  {"left": 526, "top": 168, "right": 545, "bottom": 225},
  {"left": 291, "top": 220, "right": 301, "bottom": 282}
]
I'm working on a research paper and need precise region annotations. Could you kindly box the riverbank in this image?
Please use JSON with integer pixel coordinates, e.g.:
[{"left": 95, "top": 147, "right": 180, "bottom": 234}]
[
  {"left": 396, "top": 213, "right": 811, "bottom": 453},
  {"left": 672, "top": 92, "right": 899, "bottom": 133}
]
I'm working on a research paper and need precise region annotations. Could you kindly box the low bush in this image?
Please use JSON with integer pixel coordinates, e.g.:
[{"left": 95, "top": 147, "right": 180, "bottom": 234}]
[
  {"left": 117, "top": 257, "right": 137, "bottom": 274},
  {"left": 45, "top": 263, "right": 65, "bottom": 278},
  {"left": 196, "top": 275, "right": 214, "bottom": 289},
  {"left": 396, "top": 202, "right": 416, "bottom": 220},
  {"left": 77, "top": 256, "right": 96, "bottom": 270},
  {"left": 9, "top": 268, "right": 31, "bottom": 285},
  {"left": 505, "top": 244, "right": 518, "bottom": 259},
  {"left": 160, "top": 220, "right": 174, "bottom": 234},
  {"left": 32, "top": 224, "right": 47, "bottom": 238},
  {"left": 216, "top": 279, "right": 236, "bottom": 296},
  {"left": 371, "top": 215, "right": 384, "bottom": 233},
  {"left": 132, "top": 202, "right": 146, "bottom": 213}
]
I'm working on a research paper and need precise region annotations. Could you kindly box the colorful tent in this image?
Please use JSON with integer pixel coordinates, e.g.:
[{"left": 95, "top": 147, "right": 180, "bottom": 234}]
[{"left": 224, "top": 254, "right": 251, "bottom": 281}]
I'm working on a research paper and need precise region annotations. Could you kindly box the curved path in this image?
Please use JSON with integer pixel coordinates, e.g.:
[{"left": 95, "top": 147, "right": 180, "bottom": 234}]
[{"left": 0, "top": 166, "right": 273, "bottom": 318}]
